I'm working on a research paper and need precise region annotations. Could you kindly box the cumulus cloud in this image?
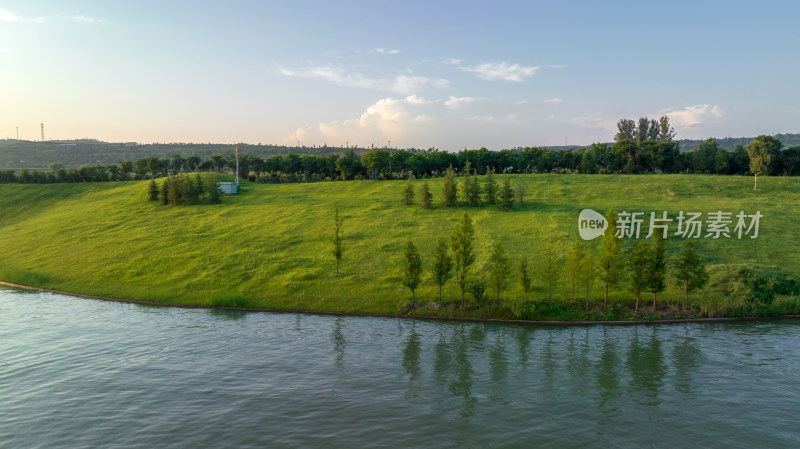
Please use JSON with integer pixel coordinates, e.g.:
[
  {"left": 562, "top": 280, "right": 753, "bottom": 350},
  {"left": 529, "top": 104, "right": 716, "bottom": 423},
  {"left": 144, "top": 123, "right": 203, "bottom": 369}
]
[
  {"left": 279, "top": 65, "right": 448, "bottom": 94},
  {"left": 460, "top": 62, "right": 539, "bottom": 82},
  {"left": 660, "top": 104, "right": 723, "bottom": 127}
]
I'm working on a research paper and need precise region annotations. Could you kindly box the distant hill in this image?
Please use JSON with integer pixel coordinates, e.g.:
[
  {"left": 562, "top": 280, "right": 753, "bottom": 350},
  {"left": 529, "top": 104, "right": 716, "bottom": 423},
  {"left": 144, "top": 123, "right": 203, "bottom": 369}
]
[
  {"left": 2, "top": 133, "right": 799, "bottom": 169},
  {"left": 677, "top": 133, "right": 800, "bottom": 152}
]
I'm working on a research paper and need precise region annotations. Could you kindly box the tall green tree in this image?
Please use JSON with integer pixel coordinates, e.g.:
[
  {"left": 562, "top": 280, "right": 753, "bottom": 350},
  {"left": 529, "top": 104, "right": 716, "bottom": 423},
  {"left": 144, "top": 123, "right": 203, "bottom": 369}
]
[
  {"left": 419, "top": 181, "right": 432, "bottom": 209},
  {"left": 599, "top": 209, "right": 624, "bottom": 305},
  {"left": 442, "top": 165, "right": 458, "bottom": 207},
  {"left": 673, "top": 241, "right": 708, "bottom": 308},
  {"left": 205, "top": 174, "right": 221, "bottom": 204},
  {"left": 483, "top": 169, "right": 498, "bottom": 204},
  {"left": 332, "top": 207, "right": 344, "bottom": 275},
  {"left": 486, "top": 241, "right": 512, "bottom": 301},
  {"left": 516, "top": 183, "right": 527, "bottom": 206},
  {"left": 518, "top": 255, "right": 531, "bottom": 299},
  {"left": 564, "top": 241, "right": 584, "bottom": 303},
  {"left": 538, "top": 232, "right": 564, "bottom": 307},
  {"left": 629, "top": 241, "right": 650, "bottom": 311},
  {"left": 499, "top": 178, "right": 514, "bottom": 210},
  {"left": 452, "top": 212, "right": 476, "bottom": 307},
  {"left": 402, "top": 179, "right": 414, "bottom": 205},
  {"left": 645, "top": 232, "right": 666, "bottom": 308},
  {"left": 147, "top": 178, "right": 159, "bottom": 201},
  {"left": 402, "top": 240, "right": 423, "bottom": 307},
  {"left": 429, "top": 237, "right": 453, "bottom": 302},
  {"left": 578, "top": 249, "right": 598, "bottom": 312},
  {"left": 465, "top": 169, "right": 482, "bottom": 206},
  {"left": 747, "top": 137, "right": 772, "bottom": 191}
]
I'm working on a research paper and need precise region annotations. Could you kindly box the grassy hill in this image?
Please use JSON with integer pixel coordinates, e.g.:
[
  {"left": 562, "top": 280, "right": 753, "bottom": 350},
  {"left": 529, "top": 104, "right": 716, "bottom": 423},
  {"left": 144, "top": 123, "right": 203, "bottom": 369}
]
[{"left": 0, "top": 174, "right": 798, "bottom": 320}]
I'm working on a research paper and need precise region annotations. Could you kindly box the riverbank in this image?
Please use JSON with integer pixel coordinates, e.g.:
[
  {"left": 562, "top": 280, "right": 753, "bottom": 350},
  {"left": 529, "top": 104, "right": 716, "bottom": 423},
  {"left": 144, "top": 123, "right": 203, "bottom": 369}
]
[
  {"left": 4, "top": 280, "right": 799, "bottom": 326},
  {"left": 0, "top": 175, "right": 798, "bottom": 320}
]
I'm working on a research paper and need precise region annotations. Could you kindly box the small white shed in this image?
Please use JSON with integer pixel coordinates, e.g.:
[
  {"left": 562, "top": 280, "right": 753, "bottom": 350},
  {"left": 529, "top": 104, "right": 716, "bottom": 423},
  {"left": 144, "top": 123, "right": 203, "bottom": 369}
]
[{"left": 216, "top": 182, "right": 237, "bottom": 195}]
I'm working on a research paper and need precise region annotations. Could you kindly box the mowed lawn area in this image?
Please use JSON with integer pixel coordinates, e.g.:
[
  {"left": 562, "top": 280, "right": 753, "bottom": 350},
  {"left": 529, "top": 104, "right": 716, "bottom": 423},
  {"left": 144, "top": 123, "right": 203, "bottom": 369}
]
[{"left": 0, "top": 174, "right": 797, "bottom": 318}]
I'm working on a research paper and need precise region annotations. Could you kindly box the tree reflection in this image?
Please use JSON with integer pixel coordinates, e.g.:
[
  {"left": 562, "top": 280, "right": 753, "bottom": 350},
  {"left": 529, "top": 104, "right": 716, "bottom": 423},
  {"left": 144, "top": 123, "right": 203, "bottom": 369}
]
[
  {"left": 672, "top": 325, "right": 703, "bottom": 395},
  {"left": 402, "top": 322, "right": 422, "bottom": 381},
  {"left": 332, "top": 317, "right": 345, "bottom": 368},
  {"left": 626, "top": 327, "right": 666, "bottom": 405}
]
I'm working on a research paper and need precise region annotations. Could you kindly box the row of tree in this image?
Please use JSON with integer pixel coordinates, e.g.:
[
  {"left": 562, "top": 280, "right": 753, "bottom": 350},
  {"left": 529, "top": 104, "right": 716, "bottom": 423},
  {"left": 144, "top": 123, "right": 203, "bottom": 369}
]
[
  {"left": 2, "top": 133, "right": 798, "bottom": 185},
  {"left": 403, "top": 165, "right": 521, "bottom": 210},
  {"left": 146, "top": 173, "right": 222, "bottom": 205},
  {"left": 398, "top": 211, "right": 709, "bottom": 312}
]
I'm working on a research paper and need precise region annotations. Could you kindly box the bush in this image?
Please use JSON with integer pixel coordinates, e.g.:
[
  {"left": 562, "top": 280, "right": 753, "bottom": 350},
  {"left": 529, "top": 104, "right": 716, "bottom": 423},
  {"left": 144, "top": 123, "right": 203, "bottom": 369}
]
[
  {"left": 773, "top": 295, "right": 800, "bottom": 315},
  {"left": 467, "top": 279, "right": 487, "bottom": 304}
]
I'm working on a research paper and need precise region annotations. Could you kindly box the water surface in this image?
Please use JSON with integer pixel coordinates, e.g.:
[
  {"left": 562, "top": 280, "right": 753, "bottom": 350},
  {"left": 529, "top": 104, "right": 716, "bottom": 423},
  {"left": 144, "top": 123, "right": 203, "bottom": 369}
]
[{"left": 1, "top": 288, "right": 798, "bottom": 448}]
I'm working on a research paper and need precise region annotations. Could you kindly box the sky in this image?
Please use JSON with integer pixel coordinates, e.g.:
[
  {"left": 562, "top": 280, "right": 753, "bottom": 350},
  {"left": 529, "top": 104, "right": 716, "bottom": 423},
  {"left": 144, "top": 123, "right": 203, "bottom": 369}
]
[{"left": 1, "top": 1, "right": 799, "bottom": 150}]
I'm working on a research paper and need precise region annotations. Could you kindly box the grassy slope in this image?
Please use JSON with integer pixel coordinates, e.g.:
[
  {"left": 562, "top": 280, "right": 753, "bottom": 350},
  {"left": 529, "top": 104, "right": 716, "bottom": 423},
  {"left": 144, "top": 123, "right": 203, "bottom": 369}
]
[{"left": 0, "top": 174, "right": 797, "bottom": 316}]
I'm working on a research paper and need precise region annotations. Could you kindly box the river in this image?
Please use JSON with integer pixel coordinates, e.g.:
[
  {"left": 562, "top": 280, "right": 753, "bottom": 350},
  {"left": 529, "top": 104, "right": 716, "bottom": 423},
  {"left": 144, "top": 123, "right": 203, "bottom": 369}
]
[{"left": 1, "top": 287, "right": 799, "bottom": 448}]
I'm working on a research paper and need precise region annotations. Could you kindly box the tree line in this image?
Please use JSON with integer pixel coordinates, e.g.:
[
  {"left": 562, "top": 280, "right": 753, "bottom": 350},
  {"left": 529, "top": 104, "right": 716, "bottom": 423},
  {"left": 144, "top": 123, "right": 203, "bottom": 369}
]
[{"left": 396, "top": 210, "right": 709, "bottom": 317}]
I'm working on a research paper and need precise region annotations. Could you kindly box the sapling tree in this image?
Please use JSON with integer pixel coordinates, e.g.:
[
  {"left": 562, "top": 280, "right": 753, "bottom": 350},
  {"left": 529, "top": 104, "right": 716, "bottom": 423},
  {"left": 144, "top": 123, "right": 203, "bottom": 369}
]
[
  {"left": 483, "top": 169, "right": 498, "bottom": 204},
  {"left": 332, "top": 207, "right": 344, "bottom": 275},
  {"left": 429, "top": 236, "right": 453, "bottom": 302},
  {"left": 486, "top": 241, "right": 512, "bottom": 301},
  {"left": 673, "top": 241, "right": 708, "bottom": 308},
  {"left": 420, "top": 181, "right": 432, "bottom": 209},
  {"left": 402, "top": 179, "right": 414, "bottom": 205},
  {"left": 599, "top": 209, "right": 624, "bottom": 305},
  {"left": 402, "top": 240, "right": 423, "bottom": 307},
  {"left": 564, "top": 241, "right": 584, "bottom": 302},
  {"left": 442, "top": 165, "right": 457, "bottom": 207},
  {"left": 578, "top": 249, "right": 598, "bottom": 312},
  {"left": 629, "top": 240, "right": 650, "bottom": 311},
  {"left": 518, "top": 255, "right": 531, "bottom": 299},
  {"left": 645, "top": 232, "right": 666, "bottom": 308},
  {"left": 451, "top": 212, "right": 476, "bottom": 307},
  {"left": 499, "top": 178, "right": 514, "bottom": 211}
]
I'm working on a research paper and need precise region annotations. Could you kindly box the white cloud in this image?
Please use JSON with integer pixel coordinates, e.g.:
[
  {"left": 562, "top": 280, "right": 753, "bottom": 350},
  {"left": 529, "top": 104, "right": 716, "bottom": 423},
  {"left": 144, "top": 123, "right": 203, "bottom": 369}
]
[
  {"left": 279, "top": 65, "right": 448, "bottom": 94},
  {"left": 467, "top": 114, "right": 518, "bottom": 124},
  {"left": 370, "top": 48, "right": 400, "bottom": 55},
  {"left": 460, "top": 62, "right": 539, "bottom": 82},
  {"left": 0, "top": 9, "right": 102, "bottom": 24},
  {"left": 544, "top": 98, "right": 562, "bottom": 104},
  {"left": 444, "top": 96, "right": 478, "bottom": 107},
  {"left": 442, "top": 57, "right": 462, "bottom": 65},
  {"left": 0, "top": 9, "right": 20, "bottom": 22},
  {"left": 660, "top": 104, "right": 723, "bottom": 128}
]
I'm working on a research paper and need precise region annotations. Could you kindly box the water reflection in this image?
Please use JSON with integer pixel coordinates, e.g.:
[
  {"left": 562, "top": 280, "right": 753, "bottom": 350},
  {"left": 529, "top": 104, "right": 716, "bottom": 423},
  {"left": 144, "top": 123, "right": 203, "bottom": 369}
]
[
  {"left": 332, "top": 317, "right": 345, "bottom": 368},
  {"left": 595, "top": 327, "right": 621, "bottom": 418},
  {"left": 206, "top": 308, "right": 248, "bottom": 321},
  {"left": 672, "top": 326, "right": 703, "bottom": 395},
  {"left": 626, "top": 327, "right": 666, "bottom": 406},
  {"left": 402, "top": 322, "right": 421, "bottom": 381},
  {"left": 448, "top": 326, "right": 477, "bottom": 420}
]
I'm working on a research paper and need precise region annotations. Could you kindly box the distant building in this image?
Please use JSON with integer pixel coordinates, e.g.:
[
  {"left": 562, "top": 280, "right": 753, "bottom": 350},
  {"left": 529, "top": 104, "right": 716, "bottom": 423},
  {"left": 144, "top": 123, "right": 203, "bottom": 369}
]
[{"left": 216, "top": 182, "right": 237, "bottom": 195}]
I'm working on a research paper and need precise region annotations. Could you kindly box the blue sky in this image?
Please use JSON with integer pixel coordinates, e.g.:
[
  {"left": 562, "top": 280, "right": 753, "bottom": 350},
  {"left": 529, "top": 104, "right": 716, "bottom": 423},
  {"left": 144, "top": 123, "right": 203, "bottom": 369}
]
[{"left": 1, "top": 1, "right": 798, "bottom": 149}]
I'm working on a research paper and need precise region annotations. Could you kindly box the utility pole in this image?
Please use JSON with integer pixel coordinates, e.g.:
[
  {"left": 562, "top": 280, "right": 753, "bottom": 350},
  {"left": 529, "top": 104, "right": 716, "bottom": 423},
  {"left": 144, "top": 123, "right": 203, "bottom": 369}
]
[
  {"left": 41, "top": 123, "right": 44, "bottom": 141},
  {"left": 20, "top": 161, "right": 24, "bottom": 184},
  {"left": 235, "top": 145, "right": 240, "bottom": 186}
]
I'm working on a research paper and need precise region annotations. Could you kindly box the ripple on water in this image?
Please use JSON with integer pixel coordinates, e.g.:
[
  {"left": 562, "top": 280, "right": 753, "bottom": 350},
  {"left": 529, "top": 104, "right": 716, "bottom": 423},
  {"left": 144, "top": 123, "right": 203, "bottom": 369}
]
[{"left": 1, "top": 288, "right": 800, "bottom": 448}]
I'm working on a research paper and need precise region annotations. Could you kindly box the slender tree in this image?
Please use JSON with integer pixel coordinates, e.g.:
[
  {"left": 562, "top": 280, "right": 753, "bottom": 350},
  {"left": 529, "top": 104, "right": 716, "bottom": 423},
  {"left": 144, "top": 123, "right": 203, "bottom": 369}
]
[
  {"left": 402, "top": 240, "right": 423, "bottom": 308},
  {"left": 578, "top": 249, "right": 598, "bottom": 312},
  {"left": 486, "top": 241, "right": 512, "bottom": 301},
  {"left": 402, "top": 179, "right": 414, "bottom": 205},
  {"left": 629, "top": 241, "right": 650, "bottom": 311},
  {"left": 483, "top": 169, "right": 498, "bottom": 204},
  {"left": 673, "top": 241, "right": 708, "bottom": 308},
  {"left": 599, "top": 209, "right": 624, "bottom": 305},
  {"left": 147, "top": 178, "right": 159, "bottom": 201},
  {"left": 332, "top": 207, "right": 344, "bottom": 275},
  {"left": 539, "top": 237, "right": 563, "bottom": 307},
  {"left": 465, "top": 169, "right": 482, "bottom": 206},
  {"left": 516, "top": 182, "right": 527, "bottom": 206},
  {"left": 499, "top": 178, "right": 514, "bottom": 210},
  {"left": 564, "top": 241, "right": 584, "bottom": 303},
  {"left": 518, "top": 255, "right": 531, "bottom": 299},
  {"left": 429, "top": 237, "right": 453, "bottom": 302},
  {"left": 747, "top": 138, "right": 771, "bottom": 191},
  {"left": 442, "top": 165, "right": 458, "bottom": 207},
  {"left": 420, "top": 181, "right": 432, "bottom": 209},
  {"left": 205, "top": 174, "right": 221, "bottom": 204},
  {"left": 645, "top": 232, "right": 666, "bottom": 308},
  {"left": 452, "top": 212, "right": 476, "bottom": 307}
]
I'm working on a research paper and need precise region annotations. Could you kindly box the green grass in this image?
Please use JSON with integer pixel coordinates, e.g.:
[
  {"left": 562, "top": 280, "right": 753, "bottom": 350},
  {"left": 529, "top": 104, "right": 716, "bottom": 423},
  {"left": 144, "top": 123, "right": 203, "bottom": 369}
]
[{"left": 0, "top": 174, "right": 798, "bottom": 320}]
